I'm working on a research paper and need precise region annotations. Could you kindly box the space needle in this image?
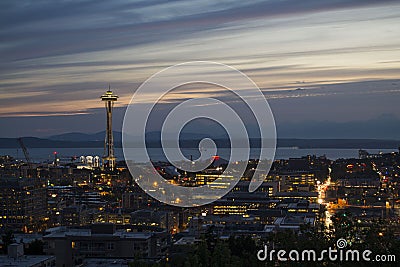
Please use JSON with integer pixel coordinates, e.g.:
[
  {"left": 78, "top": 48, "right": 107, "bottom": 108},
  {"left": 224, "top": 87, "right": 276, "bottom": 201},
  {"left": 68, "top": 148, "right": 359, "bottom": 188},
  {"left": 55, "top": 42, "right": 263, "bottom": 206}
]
[{"left": 101, "top": 87, "right": 118, "bottom": 171}]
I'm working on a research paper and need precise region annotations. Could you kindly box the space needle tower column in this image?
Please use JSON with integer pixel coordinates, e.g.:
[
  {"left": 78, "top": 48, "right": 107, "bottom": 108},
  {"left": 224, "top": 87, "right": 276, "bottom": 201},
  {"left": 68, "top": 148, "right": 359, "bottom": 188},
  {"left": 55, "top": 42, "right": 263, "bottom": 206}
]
[{"left": 101, "top": 87, "right": 118, "bottom": 171}]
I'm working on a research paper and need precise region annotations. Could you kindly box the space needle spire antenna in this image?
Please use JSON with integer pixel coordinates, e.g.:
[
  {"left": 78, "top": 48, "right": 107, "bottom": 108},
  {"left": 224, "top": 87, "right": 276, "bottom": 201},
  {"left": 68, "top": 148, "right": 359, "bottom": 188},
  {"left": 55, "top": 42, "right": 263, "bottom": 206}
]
[{"left": 101, "top": 86, "right": 118, "bottom": 171}]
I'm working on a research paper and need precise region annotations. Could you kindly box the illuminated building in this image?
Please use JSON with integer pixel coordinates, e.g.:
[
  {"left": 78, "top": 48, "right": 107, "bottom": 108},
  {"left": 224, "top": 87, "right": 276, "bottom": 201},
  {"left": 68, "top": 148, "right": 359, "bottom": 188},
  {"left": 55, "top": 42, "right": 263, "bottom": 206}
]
[
  {"left": 274, "top": 172, "right": 316, "bottom": 192},
  {"left": 232, "top": 180, "right": 278, "bottom": 197},
  {"left": 60, "top": 206, "right": 99, "bottom": 227},
  {"left": 0, "top": 177, "right": 46, "bottom": 233},
  {"left": 130, "top": 210, "right": 173, "bottom": 230},
  {"left": 195, "top": 173, "right": 235, "bottom": 190},
  {"left": 102, "top": 213, "right": 131, "bottom": 225},
  {"left": 122, "top": 190, "right": 160, "bottom": 210},
  {"left": 276, "top": 200, "right": 320, "bottom": 214},
  {"left": 210, "top": 195, "right": 276, "bottom": 216},
  {"left": 274, "top": 191, "right": 319, "bottom": 202},
  {"left": 212, "top": 203, "right": 248, "bottom": 215}
]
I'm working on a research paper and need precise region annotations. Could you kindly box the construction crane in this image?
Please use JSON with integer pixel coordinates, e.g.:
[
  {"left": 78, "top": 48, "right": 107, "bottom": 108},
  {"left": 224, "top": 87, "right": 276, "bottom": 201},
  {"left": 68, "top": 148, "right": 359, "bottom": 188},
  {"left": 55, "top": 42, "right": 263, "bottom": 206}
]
[{"left": 17, "top": 137, "right": 33, "bottom": 173}]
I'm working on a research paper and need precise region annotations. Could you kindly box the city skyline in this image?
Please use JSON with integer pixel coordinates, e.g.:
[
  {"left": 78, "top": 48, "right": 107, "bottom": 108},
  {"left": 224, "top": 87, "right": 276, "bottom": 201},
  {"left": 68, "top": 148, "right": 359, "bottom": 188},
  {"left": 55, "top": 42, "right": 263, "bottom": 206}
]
[
  {"left": 1, "top": 0, "right": 400, "bottom": 138},
  {"left": 2, "top": 2, "right": 400, "bottom": 265}
]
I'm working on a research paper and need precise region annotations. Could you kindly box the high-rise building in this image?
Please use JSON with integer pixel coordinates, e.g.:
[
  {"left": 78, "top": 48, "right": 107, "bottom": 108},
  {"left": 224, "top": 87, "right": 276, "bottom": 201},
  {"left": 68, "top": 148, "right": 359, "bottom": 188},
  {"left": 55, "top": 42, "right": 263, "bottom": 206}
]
[
  {"left": 101, "top": 88, "right": 118, "bottom": 171},
  {"left": 0, "top": 177, "right": 47, "bottom": 233}
]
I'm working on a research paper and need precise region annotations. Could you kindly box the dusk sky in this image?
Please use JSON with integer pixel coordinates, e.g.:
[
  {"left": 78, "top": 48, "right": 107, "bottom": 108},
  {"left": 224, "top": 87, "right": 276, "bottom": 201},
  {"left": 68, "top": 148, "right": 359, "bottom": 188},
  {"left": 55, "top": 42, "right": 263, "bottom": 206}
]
[{"left": 1, "top": 0, "right": 400, "bottom": 139}]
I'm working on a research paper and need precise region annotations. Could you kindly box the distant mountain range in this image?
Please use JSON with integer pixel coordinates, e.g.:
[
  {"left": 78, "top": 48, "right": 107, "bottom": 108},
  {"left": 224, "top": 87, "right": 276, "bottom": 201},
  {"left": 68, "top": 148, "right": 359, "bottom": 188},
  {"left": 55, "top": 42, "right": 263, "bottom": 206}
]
[
  {"left": 47, "top": 131, "right": 216, "bottom": 143},
  {"left": 0, "top": 131, "right": 399, "bottom": 149},
  {"left": 48, "top": 131, "right": 112, "bottom": 142}
]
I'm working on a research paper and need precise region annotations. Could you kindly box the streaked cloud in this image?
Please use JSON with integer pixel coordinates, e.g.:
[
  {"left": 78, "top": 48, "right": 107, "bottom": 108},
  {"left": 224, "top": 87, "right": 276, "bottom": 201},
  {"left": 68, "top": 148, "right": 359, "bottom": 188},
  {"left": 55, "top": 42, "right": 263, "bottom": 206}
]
[{"left": 0, "top": 0, "right": 399, "bottom": 137}]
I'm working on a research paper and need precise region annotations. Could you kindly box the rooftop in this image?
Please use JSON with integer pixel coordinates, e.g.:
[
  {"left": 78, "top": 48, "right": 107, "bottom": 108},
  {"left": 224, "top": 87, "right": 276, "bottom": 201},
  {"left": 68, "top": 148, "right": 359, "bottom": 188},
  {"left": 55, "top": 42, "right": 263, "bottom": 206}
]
[
  {"left": 0, "top": 255, "right": 55, "bottom": 267},
  {"left": 44, "top": 228, "right": 153, "bottom": 239},
  {"left": 83, "top": 258, "right": 129, "bottom": 267}
]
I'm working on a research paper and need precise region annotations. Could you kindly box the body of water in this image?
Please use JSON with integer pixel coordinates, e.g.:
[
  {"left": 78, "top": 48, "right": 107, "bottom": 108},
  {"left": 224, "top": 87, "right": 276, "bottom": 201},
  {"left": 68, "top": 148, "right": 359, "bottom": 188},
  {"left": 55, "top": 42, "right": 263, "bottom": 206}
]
[{"left": 0, "top": 147, "right": 397, "bottom": 163}]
